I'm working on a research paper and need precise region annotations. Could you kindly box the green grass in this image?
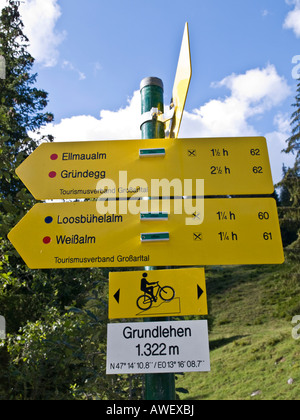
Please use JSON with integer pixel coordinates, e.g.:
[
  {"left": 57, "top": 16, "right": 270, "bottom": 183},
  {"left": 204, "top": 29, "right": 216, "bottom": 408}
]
[{"left": 177, "top": 261, "right": 300, "bottom": 400}]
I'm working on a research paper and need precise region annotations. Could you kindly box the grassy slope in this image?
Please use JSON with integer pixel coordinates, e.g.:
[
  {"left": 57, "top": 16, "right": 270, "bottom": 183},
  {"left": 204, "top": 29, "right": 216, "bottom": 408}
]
[{"left": 177, "top": 260, "right": 300, "bottom": 400}]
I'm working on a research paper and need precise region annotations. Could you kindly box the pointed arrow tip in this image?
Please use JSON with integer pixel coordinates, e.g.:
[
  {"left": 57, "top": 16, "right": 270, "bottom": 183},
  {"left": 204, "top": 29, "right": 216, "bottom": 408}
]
[
  {"left": 197, "top": 285, "right": 203, "bottom": 300},
  {"left": 114, "top": 289, "right": 120, "bottom": 304}
]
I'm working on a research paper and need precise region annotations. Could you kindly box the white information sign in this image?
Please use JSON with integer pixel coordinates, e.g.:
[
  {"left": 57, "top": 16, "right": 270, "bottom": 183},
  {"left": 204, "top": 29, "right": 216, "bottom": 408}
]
[{"left": 106, "top": 320, "right": 210, "bottom": 375}]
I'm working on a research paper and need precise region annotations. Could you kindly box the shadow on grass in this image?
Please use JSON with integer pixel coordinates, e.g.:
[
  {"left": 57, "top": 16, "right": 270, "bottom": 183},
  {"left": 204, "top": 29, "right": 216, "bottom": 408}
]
[
  {"left": 205, "top": 265, "right": 277, "bottom": 298},
  {"left": 209, "top": 335, "right": 248, "bottom": 351}
]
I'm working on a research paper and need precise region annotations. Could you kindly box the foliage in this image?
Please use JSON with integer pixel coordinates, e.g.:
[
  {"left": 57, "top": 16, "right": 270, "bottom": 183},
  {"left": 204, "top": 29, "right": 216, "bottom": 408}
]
[
  {"left": 2, "top": 287, "right": 142, "bottom": 400},
  {"left": 277, "top": 79, "right": 300, "bottom": 256},
  {"left": 277, "top": 165, "right": 300, "bottom": 248},
  {"left": 0, "top": 1, "right": 143, "bottom": 400},
  {"left": 0, "top": 0, "right": 53, "bottom": 229},
  {"left": 285, "top": 79, "right": 300, "bottom": 158}
]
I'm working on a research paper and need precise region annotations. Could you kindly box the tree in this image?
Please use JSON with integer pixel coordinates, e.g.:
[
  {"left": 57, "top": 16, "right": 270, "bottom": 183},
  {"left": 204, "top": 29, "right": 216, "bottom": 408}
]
[
  {"left": 277, "top": 165, "right": 299, "bottom": 248},
  {"left": 278, "top": 78, "right": 300, "bottom": 258},
  {"left": 0, "top": 0, "right": 54, "bottom": 236},
  {"left": 285, "top": 78, "right": 300, "bottom": 159},
  {"left": 0, "top": 0, "right": 56, "bottom": 327},
  {"left": 0, "top": 0, "right": 56, "bottom": 397},
  {"left": 283, "top": 77, "right": 300, "bottom": 210},
  {"left": 0, "top": 2, "right": 140, "bottom": 399}
]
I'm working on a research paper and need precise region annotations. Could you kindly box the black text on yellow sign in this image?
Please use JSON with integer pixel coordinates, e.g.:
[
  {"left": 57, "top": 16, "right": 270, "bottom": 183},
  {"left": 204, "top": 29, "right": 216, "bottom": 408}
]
[
  {"left": 15, "top": 137, "right": 274, "bottom": 200},
  {"left": 7, "top": 197, "right": 284, "bottom": 269}
]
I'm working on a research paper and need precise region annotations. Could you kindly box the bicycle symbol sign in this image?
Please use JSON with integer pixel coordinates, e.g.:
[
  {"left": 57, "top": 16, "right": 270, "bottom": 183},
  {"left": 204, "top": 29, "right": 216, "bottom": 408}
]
[
  {"left": 137, "top": 272, "right": 175, "bottom": 311},
  {"left": 108, "top": 268, "right": 208, "bottom": 320}
]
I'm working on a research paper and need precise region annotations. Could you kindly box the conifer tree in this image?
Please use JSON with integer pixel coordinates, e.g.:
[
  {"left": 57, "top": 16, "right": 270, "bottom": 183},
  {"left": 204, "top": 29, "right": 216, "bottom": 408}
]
[
  {"left": 0, "top": 0, "right": 53, "bottom": 235},
  {"left": 285, "top": 79, "right": 300, "bottom": 159},
  {"left": 0, "top": 2, "right": 127, "bottom": 400},
  {"left": 278, "top": 78, "right": 300, "bottom": 256},
  {"left": 0, "top": 0, "right": 56, "bottom": 396},
  {"left": 0, "top": 0, "right": 57, "bottom": 336}
]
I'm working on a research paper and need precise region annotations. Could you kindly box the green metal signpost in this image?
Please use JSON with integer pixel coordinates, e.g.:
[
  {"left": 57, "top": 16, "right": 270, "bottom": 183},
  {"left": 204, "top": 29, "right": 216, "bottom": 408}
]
[{"left": 140, "top": 77, "right": 176, "bottom": 401}]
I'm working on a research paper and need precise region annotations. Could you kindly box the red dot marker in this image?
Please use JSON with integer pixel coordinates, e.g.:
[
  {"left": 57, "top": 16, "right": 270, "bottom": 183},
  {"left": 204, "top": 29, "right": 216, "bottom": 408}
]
[
  {"left": 50, "top": 154, "right": 58, "bottom": 160},
  {"left": 43, "top": 236, "right": 51, "bottom": 244},
  {"left": 48, "top": 171, "right": 57, "bottom": 178}
]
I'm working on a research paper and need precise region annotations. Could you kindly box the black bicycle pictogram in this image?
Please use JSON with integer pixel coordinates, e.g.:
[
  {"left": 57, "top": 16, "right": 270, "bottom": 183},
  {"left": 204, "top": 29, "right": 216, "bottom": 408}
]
[{"left": 136, "top": 273, "right": 175, "bottom": 311}]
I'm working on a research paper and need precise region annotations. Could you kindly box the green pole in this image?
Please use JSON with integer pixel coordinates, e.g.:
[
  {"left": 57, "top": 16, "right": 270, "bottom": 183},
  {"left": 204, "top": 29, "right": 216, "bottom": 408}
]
[
  {"left": 140, "top": 76, "right": 176, "bottom": 401},
  {"left": 140, "top": 77, "right": 165, "bottom": 139}
]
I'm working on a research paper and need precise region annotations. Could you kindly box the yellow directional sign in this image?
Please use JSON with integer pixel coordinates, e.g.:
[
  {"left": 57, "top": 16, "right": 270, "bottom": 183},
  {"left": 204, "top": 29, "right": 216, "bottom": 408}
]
[
  {"left": 8, "top": 198, "right": 284, "bottom": 269},
  {"left": 108, "top": 268, "right": 207, "bottom": 320},
  {"left": 16, "top": 137, "right": 274, "bottom": 200},
  {"left": 166, "top": 22, "right": 192, "bottom": 139}
]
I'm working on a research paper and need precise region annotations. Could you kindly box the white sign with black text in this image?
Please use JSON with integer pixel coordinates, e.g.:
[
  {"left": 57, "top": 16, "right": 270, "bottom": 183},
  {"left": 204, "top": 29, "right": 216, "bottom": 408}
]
[{"left": 106, "top": 320, "right": 210, "bottom": 374}]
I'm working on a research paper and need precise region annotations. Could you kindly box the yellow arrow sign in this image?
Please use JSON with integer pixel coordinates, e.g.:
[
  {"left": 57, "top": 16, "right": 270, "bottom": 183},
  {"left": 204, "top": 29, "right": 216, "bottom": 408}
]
[
  {"left": 166, "top": 22, "right": 192, "bottom": 139},
  {"left": 16, "top": 137, "right": 274, "bottom": 200},
  {"left": 108, "top": 268, "right": 207, "bottom": 320},
  {"left": 8, "top": 198, "right": 284, "bottom": 269}
]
